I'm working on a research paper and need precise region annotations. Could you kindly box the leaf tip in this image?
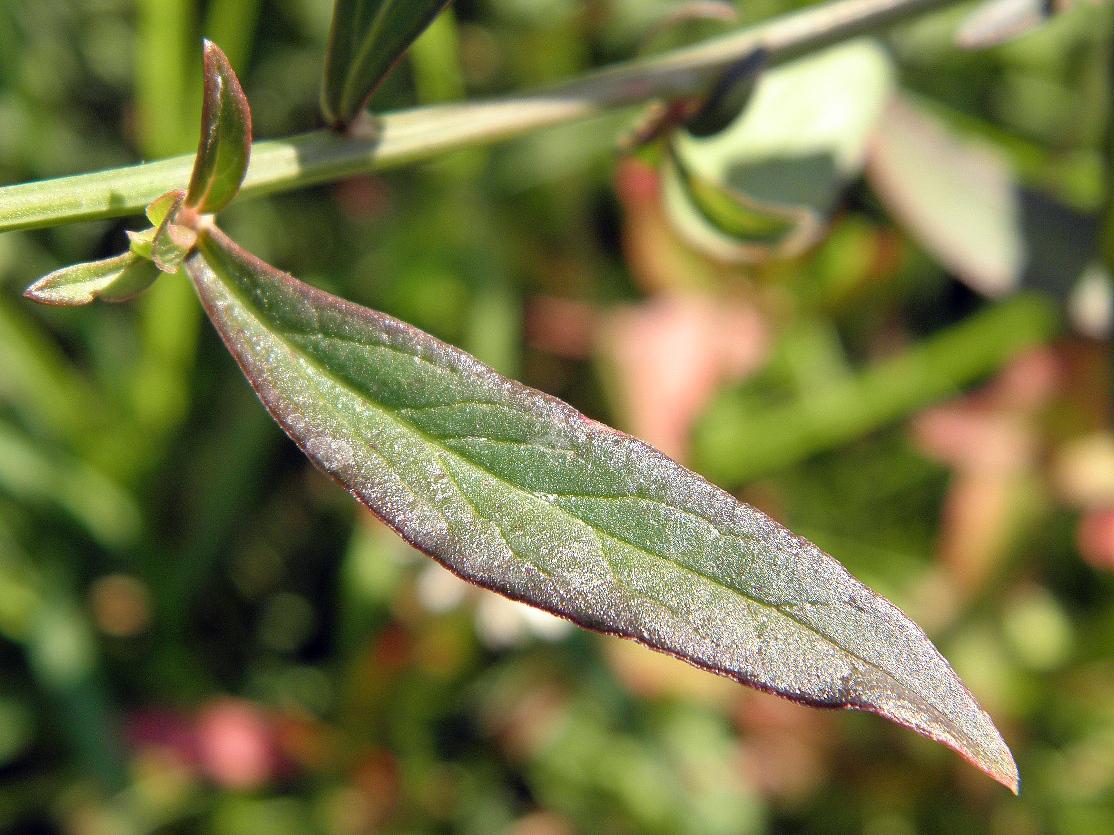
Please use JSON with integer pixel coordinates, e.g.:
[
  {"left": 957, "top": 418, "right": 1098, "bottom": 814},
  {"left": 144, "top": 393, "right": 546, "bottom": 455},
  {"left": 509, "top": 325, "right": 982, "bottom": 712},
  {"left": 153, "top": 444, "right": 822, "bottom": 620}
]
[
  {"left": 924, "top": 695, "right": 1019, "bottom": 793},
  {"left": 980, "top": 733, "right": 1020, "bottom": 794}
]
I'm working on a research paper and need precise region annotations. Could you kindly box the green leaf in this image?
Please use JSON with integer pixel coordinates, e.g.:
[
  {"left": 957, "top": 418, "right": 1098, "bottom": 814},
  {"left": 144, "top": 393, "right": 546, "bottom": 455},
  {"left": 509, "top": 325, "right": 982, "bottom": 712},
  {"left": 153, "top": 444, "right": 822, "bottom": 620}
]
[
  {"left": 23, "top": 253, "right": 161, "bottom": 306},
  {"left": 184, "top": 225, "right": 1019, "bottom": 792},
  {"left": 321, "top": 0, "right": 453, "bottom": 129},
  {"left": 184, "top": 40, "right": 252, "bottom": 215},
  {"left": 663, "top": 39, "right": 894, "bottom": 262},
  {"left": 146, "top": 189, "right": 185, "bottom": 227}
]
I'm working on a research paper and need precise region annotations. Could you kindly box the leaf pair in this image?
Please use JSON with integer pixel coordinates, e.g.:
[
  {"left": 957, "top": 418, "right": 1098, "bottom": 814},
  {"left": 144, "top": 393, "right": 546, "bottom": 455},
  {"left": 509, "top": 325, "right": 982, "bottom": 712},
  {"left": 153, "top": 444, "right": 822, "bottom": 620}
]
[{"left": 24, "top": 42, "right": 250, "bottom": 306}]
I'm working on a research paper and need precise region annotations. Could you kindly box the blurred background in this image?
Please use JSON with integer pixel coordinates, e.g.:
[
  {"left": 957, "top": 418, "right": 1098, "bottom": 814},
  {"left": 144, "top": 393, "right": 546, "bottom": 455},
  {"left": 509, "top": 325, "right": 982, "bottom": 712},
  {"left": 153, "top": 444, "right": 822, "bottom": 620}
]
[{"left": 0, "top": 0, "right": 1112, "bottom": 832}]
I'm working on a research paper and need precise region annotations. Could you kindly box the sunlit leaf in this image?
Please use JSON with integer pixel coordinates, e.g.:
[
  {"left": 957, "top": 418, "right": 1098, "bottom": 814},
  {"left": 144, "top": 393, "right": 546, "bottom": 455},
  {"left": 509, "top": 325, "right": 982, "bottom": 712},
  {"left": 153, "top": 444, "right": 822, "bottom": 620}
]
[
  {"left": 23, "top": 253, "right": 160, "bottom": 306},
  {"left": 321, "top": 0, "right": 452, "bottom": 129},
  {"left": 184, "top": 40, "right": 252, "bottom": 215},
  {"left": 184, "top": 225, "right": 1019, "bottom": 792},
  {"left": 866, "top": 95, "right": 1025, "bottom": 297},
  {"left": 145, "top": 189, "right": 185, "bottom": 227},
  {"left": 662, "top": 39, "right": 894, "bottom": 262},
  {"left": 867, "top": 94, "right": 1106, "bottom": 336}
]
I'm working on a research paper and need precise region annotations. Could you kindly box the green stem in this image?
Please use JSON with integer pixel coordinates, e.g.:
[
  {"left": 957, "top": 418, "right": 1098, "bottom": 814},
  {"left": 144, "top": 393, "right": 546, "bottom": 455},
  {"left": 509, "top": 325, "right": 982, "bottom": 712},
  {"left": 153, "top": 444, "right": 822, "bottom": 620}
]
[
  {"left": 692, "top": 295, "right": 1063, "bottom": 486},
  {"left": 0, "top": 0, "right": 964, "bottom": 232}
]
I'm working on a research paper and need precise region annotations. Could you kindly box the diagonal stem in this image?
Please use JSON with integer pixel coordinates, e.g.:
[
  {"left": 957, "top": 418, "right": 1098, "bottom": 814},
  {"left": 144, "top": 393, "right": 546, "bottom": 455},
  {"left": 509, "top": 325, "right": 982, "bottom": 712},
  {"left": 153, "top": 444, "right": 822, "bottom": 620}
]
[{"left": 0, "top": 0, "right": 965, "bottom": 232}]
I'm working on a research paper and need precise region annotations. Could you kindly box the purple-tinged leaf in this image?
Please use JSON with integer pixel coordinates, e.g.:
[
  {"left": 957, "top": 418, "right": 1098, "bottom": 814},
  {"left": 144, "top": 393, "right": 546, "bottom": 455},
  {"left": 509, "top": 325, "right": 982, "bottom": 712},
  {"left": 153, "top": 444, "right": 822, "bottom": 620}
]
[
  {"left": 321, "top": 0, "right": 453, "bottom": 129},
  {"left": 184, "top": 41, "right": 251, "bottom": 215},
  {"left": 183, "top": 226, "right": 1019, "bottom": 792},
  {"left": 24, "top": 253, "right": 160, "bottom": 306}
]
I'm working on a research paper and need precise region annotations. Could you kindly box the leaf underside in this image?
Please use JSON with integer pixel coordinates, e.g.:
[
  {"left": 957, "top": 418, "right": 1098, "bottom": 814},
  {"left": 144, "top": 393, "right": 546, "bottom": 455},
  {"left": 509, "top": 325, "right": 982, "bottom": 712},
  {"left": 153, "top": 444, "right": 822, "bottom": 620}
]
[
  {"left": 184, "top": 226, "right": 1018, "bottom": 792},
  {"left": 321, "top": 0, "right": 453, "bottom": 129}
]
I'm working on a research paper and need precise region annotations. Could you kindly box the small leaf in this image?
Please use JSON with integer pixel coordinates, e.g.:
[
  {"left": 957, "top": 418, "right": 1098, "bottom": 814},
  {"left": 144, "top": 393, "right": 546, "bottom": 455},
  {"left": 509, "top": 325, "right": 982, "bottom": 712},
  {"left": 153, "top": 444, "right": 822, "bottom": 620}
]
[
  {"left": 127, "top": 228, "right": 157, "bottom": 260},
  {"left": 129, "top": 190, "right": 189, "bottom": 260},
  {"left": 867, "top": 94, "right": 1103, "bottom": 331},
  {"left": 152, "top": 223, "right": 199, "bottom": 275},
  {"left": 321, "top": 0, "right": 453, "bottom": 129},
  {"left": 184, "top": 41, "right": 252, "bottom": 215},
  {"left": 184, "top": 225, "right": 1019, "bottom": 792},
  {"left": 662, "top": 39, "right": 895, "bottom": 262},
  {"left": 24, "top": 253, "right": 160, "bottom": 306},
  {"left": 139, "top": 190, "right": 197, "bottom": 274},
  {"left": 146, "top": 189, "right": 185, "bottom": 227}
]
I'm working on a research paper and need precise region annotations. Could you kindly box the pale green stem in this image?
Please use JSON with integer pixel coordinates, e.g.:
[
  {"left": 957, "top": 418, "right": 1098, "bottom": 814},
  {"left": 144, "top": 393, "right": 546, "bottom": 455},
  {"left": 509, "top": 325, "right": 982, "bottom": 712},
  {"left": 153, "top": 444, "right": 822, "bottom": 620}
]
[{"left": 0, "top": 0, "right": 965, "bottom": 232}]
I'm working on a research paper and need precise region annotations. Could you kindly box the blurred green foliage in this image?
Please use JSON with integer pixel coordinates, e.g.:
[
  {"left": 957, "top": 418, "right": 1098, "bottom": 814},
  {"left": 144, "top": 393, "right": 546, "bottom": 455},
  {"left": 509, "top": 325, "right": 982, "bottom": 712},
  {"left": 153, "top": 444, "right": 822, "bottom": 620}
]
[{"left": 0, "top": 0, "right": 1112, "bottom": 833}]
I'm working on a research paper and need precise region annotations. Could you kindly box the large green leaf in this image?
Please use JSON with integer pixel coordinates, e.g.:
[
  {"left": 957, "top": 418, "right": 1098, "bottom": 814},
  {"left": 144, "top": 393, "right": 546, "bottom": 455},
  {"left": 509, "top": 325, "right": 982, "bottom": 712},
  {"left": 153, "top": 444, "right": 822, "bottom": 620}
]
[
  {"left": 183, "top": 226, "right": 1018, "bottom": 792},
  {"left": 321, "top": 0, "right": 452, "bottom": 129}
]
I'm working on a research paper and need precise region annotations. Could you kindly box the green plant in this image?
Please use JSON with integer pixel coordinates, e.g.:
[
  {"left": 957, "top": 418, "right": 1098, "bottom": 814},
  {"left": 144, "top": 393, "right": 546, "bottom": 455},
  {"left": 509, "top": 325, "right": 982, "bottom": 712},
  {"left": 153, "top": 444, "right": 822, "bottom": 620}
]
[{"left": 4, "top": 1, "right": 1110, "bottom": 818}]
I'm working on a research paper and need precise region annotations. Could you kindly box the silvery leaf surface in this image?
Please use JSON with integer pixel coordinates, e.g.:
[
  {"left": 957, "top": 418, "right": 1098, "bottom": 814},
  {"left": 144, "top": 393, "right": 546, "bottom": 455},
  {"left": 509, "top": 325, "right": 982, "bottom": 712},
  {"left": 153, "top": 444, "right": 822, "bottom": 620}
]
[{"left": 184, "top": 224, "right": 1018, "bottom": 792}]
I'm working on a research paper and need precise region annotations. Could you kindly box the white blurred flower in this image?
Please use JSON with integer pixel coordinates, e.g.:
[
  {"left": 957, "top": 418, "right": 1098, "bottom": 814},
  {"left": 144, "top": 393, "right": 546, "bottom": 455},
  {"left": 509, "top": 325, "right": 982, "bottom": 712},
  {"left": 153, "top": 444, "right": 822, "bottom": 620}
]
[{"left": 415, "top": 563, "right": 574, "bottom": 649}]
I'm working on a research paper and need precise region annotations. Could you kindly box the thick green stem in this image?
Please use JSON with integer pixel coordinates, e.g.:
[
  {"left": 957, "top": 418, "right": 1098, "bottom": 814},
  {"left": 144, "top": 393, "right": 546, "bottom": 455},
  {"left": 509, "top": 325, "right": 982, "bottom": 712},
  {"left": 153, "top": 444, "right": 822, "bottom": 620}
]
[
  {"left": 0, "top": 0, "right": 965, "bottom": 232},
  {"left": 692, "top": 295, "right": 1063, "bottom": 486}
]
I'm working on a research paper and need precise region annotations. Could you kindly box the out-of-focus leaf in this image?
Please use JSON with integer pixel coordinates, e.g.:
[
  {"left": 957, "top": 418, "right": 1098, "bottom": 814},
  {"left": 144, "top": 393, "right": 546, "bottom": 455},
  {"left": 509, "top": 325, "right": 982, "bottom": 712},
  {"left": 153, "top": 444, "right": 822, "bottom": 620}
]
[
  {"left": 692, "top": 295, "right": 1060, "bottom": 486},
  {"left": 866, "top": 94, "right": 1103, "bottom": 316},
  {"left": 22, "top": 253, "right": 161, "bottom": 306},
  {"left": 683, "top": 49, "right": 767, "bottom": 139},
  {"left": 184, "top": 225, "right": 1019, "bottom": 791},
  {"left": 956, "top": 0, "right": 1064, "bottom": 49},
  {"left": 867, "top": 95, "right": 1025, "bottom": 297},
  {"left": 0, "top": 422, "right": 141, "bottom": 549},
  {"left": 184, "top": 40, "right": 251, "bottom": 215},
  {"left": 641, "top": 1, "right": 738, "bottom": 54},
  {"left": 321, "top": 0, "right": 453, "bottom": 129},
  {"left": 0, "top": 300, "right": 106, "bottom": 445},
  {"left": 661, "top": 39, "right": 895, "bottom": 262}
]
